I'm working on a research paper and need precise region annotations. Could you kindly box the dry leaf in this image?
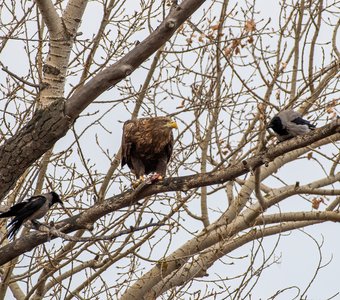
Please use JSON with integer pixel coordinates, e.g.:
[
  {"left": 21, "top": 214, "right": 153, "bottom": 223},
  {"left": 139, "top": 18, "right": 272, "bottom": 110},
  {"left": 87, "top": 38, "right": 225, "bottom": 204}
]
[
  {"left": 177, "top": 24, "right": 185, "bottom": 34},
  {"left": 275, "top": 90, "right": 280, "bottom": 100},
  {"left": 247, "top": 36, "right": 254, "bottom": 44},
  {"left": 312, "top": 198, "right": 320, "bottom": 209},
  {"left": 207, "top": 33, "right": 215, "bottom": 40},
  {"left": 307, "top": 152, "right": 313, "bottom": 160},
  {"left": 326, "top": 100, "right": 338, "bottom": 113},
  {"left": 186, "top": 38, "right": 193, "bottom": 45},
  {"left": 235, "top": 47, "right": 240, "bottom": 55},
  {"left": 210, "top": 23, "right": 220, "bottom": 31},
  {"left": 257, "top": 103, "right": 265, "bottom": 114},
  {"left": 224, "top": 47, "right": 232, "bottom": 57},
  {"left": 176, "top": 99, "right": 185, "bottom": 109},
  {"left": 231, "top": 39, "right": 240, "bottom": 49},
  {"left": 245, "top": 19, "right": 256, "bottom": 32},
  {"left": 258, "top": 103, "right": 266, "bottom": 120},
  {"left": 326, "top": 107, "right": 334, "bottom": 114},
  {"left": 312, "top": 198, "right": 325, "bottom": 210}
]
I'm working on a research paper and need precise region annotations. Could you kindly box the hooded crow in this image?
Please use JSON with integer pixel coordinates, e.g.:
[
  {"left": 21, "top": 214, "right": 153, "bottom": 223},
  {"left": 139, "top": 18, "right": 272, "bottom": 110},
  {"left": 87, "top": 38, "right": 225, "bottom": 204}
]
[
  {"left": 0, "top": 192, "right": 63, "bottom": 239},
  {"left": 267, "top": 110, "right": 316, "bottom": 141}
]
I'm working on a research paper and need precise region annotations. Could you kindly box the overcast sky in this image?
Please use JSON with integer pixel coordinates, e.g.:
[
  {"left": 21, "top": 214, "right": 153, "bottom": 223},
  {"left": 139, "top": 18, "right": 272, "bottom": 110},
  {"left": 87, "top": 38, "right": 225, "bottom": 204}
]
[{"left": 0, "top": 0, "right": 339, "bottom": 299}]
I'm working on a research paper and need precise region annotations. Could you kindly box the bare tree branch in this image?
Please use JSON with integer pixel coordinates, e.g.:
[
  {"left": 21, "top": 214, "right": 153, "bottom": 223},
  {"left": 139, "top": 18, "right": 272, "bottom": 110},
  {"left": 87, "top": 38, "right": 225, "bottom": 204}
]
[
  {"left": 1, "top": 1, "right": 339, "bottom": 298},
  {"left": 0, "top": 120, "right": 337, "bottom": 266},
  {"left": 34, "top": 0, "right": 63, "bottom": 37},
  {"left": 0, "top": 0, "right": 207, "bottom": 200},
  {"left": 64, "top": 0, "right": 207, "bottom": 119}
]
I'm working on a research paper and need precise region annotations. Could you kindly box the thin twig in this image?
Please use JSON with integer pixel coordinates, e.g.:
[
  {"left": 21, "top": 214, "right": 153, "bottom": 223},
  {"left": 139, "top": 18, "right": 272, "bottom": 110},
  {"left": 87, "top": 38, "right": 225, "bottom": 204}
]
[
  {"left": 2, "top": 67, "right": 40, "bottom": 88},
  {"left": 36, "top": 220, "right": 166, "bottom": 242}
]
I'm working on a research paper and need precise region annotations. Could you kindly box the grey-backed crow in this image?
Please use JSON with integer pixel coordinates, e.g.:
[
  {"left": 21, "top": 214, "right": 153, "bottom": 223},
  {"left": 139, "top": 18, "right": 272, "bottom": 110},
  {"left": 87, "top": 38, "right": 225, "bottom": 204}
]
[
  {"left": 0, "top": 192, "right": 63, "bottom": 239},
  {"left": 267, "top": 110, "right": 316, "bottom": 141}
]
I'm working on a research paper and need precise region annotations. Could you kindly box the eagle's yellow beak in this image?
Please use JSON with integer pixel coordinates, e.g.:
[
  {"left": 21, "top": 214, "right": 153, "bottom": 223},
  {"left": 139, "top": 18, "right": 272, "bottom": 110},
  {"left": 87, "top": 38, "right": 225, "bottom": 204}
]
[{"left": 167, "top": 120, "right": 178, "bottom": 129}]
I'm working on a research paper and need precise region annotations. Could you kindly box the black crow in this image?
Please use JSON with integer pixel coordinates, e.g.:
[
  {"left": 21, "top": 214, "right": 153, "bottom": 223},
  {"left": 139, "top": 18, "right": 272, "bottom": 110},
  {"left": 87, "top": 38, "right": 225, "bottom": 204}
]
[
  {"left": 267, "top": 110, "right": 316, "bottom": 141},
  {"left": 0, "top": 192, "right": 63, "bottom": 239}
]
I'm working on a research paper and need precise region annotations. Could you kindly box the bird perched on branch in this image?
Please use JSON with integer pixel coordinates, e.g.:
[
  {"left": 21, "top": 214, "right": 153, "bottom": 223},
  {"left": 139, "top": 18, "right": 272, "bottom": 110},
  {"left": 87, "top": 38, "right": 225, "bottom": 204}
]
[
  {"left": 121, "top": 116, "right": 178, "bottom": 186},
  {"left": 0, "top": 192, "right": 63, "bottom": 239},
  {"left": 267, "top": 110, "right": 316, "bottom": 141}
]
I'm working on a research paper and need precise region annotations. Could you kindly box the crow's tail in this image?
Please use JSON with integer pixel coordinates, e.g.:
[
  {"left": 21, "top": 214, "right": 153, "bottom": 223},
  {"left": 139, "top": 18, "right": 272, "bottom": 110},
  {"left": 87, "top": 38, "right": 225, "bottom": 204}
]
[
  {"left": 7, "top": 218, "right": 23, "bottom": 240},
  {"left": 291, "top": 117, "right": 316, "bottom": 130},
  {"left": 308, "top": 123, "right": 316, "bottom": 130}
]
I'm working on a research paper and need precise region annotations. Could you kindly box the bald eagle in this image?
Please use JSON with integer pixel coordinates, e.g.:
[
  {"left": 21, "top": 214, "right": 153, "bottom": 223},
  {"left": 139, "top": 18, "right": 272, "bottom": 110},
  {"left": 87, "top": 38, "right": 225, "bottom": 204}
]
[{"left": 121, "top": 117, "right": 178, "bottom": 183}]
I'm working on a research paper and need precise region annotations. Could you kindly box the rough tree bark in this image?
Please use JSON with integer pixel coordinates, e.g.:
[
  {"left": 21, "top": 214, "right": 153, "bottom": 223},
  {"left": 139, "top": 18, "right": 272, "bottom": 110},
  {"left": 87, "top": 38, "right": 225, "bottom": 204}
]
[
  {"left": 0, "top": 0, "right": 207, "bottom": 200},
  {"left": 0, "top": 1, "right": 339, "bottom": 298},
  {"left": 0, "top": 120, "right": 338, "bottom": 266}
]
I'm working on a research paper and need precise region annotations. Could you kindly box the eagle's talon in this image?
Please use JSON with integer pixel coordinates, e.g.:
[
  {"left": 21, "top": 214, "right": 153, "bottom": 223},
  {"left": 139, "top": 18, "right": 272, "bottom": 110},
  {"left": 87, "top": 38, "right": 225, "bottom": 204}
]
[
  {"left": 132, "top": 180, "right": 141, "bottom": 189},
  {"left": 147, "top": 172, "right": 163, "bottom": 184},
  {"left": 132, "top": 176, "right": 146, "bottom": 188}
]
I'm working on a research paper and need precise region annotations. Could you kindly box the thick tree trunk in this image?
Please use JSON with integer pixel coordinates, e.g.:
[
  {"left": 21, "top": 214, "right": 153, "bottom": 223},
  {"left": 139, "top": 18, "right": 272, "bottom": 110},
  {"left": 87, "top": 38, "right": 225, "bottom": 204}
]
[
  {"left": 0, "top": 101, "right": 71, "bottom": 198},
  {"left": 0, "top": 0, "right": 207, "bottom": 201}
]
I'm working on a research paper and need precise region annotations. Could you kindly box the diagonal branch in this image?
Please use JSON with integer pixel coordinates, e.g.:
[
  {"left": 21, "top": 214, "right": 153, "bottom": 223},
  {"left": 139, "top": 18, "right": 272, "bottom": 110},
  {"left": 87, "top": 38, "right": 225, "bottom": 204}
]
[
  {"left": 35, "top": 0, "right": 63, "bottom": 37},
  {"left": 64, "top": 0, "right": 207, "bottom": 118},
  {"left": 0, "top": 0, "right": 207, "bottom": 200},
  {"left": 146, "top": 218, "right": 325, "bottom": 299},
  {"left": 254, "top": 211, "right": 340, "bottom": 226},
  {"left": 0, "top": 120, "right": 338, "bottom": 266}
]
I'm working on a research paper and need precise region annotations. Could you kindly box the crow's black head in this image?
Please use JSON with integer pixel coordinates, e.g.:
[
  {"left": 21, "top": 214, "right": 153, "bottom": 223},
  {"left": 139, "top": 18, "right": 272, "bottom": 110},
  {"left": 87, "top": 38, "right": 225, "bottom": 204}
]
[
  {"left": 267, "top": 116, "right": 289, "bottom": 135},
  {"left": 50, "top": 192, "right": 63, "bottom": 206}
]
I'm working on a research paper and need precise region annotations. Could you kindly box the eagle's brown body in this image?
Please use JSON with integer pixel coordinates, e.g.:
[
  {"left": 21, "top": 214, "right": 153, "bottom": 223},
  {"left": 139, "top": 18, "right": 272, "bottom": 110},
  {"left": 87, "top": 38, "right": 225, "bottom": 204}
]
[{"left": 121, "top": 117, "right": 177, "bottom": 178}]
